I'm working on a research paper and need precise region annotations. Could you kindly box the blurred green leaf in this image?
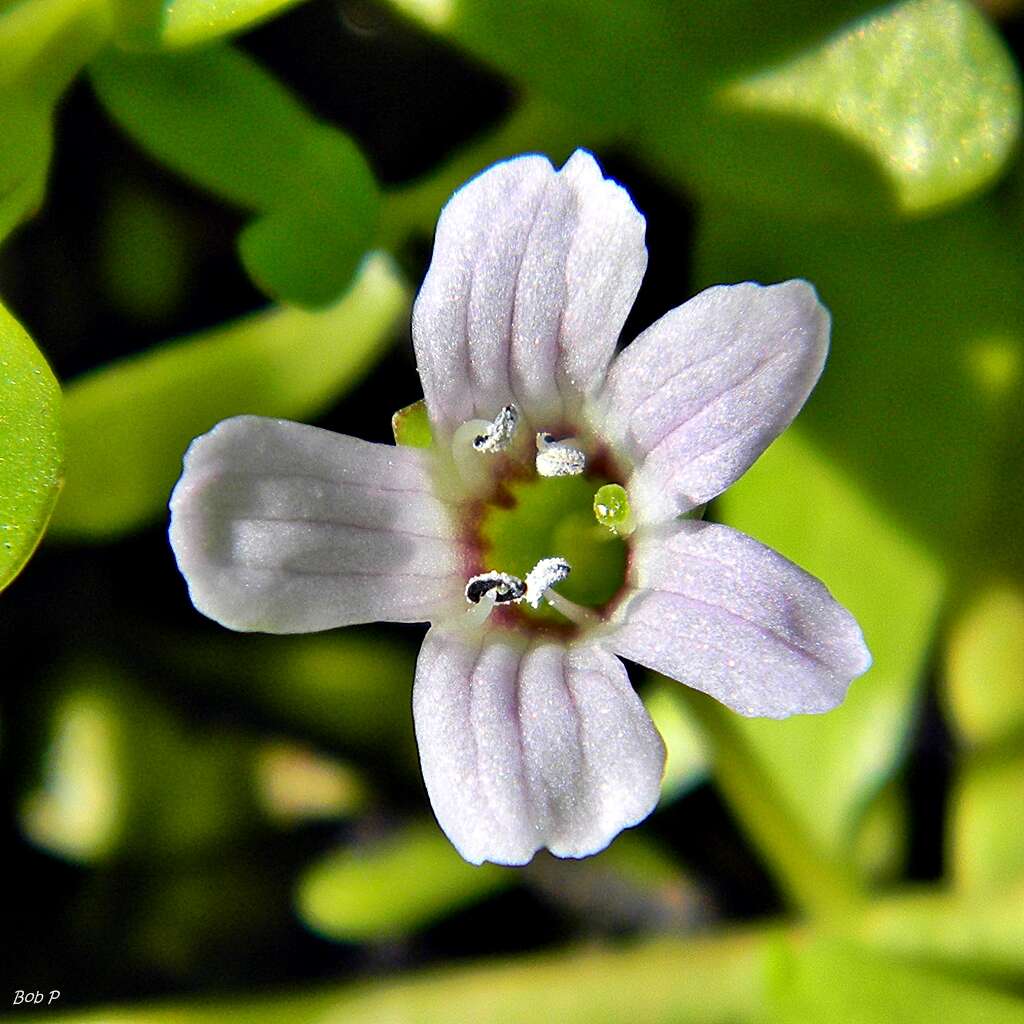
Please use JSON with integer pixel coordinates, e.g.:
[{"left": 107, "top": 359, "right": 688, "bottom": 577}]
[
  {"left": 389, "top": 0, "right": 1018, "bottom": 218},
  {"left": 943, "top": 583, "right": 1024, "bottom": 746},
  {"left": 851, "top": 782, "right": 906, "bottom": 885},
  {"left": 859, "top": 884, "right": 1024, "bottom": 977},
  {"left": 298, "top": 821, "right": 511, "bottom": 942},
  {"left": 89, "top": 45, "right": 379, "bottom": 306},
  {"left": 0, "top": 300, "right": 63, "bottom": 591},
  {"left": 697, "top": 197, "right": 1023, "bottom": 556},
  {"left": 51, "top": 252, "right": 407, "bottom": 538},
  {"left": 255, "top": 740, "right": 366, "bottom": 824},
  {"left": 110, "top": 0, "right": 306, "bottom": 50},
  {"left": 0, "top": 94, "right": 51, "bottom": 243},
  {"left": 37, "top": 887, "right": 1024, "bottom": 1022},
  {"left": 694, "top": 189, "right": 1024, "bottom": 870},
  {"left": 949, "top": 752, "right": 1024, "bottom": 893},
  {"left": 299, "top": 821, "right": 699, "bottom": 944},
  {"left": 99, "top": 181, "right": 192, "bottom": 322},
  {"left": 643, "top": 676, "right": 707, "bottom": 803},
  {"left": 722, "top": 0, "right": 1021, "bottom": 215},
  {"left": 0, "top": 0, "right": 111, "bottom": 96},
  {"left": 765, "top": 936, "right": 1024, "bottom": 1024},
  {"left": 19, "top": 659, "right": 262, "bottom": 862},
  {"left": 146, "top": 629, "right": 417, "bottom": 760},
  {"left": 46, "top": 930, "right": 771, "bottom": 1023},
  {"left": 392, "top": 398, "right": 433, "bottom": 448},
  {"left": 0, "top": 0, "right": 112, "bottom": 242},
  {"left": 713, "top": 430, "right": 943, "bottom": 868}
]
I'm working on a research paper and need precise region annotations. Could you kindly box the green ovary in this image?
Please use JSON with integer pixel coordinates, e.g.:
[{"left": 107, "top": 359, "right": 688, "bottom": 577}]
[{"left": 479, "top": 474, "right": 628, "bottom": 619}]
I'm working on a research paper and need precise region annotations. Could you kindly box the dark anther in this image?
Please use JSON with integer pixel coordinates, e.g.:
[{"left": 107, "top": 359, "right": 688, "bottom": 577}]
[{"left": 465, "top": 572, "right": 527, "bottom": 604}]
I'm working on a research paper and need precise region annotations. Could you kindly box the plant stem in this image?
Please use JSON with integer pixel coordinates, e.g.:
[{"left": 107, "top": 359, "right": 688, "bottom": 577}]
[{"left": 675, "top": 686, "right": 865, "bottom": 922}]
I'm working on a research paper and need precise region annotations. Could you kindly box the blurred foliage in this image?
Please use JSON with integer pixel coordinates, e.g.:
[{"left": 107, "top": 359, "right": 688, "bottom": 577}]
[
  {"left": 90, "top": 45, "right": 379, "bottom": 307},
  {"left": 51, "top": 253, "right": 407, "bottom": 538},
  {"left": 943, "top": 582, "right": 1024, "bottom": 745},
  {"left": 2, "top": 0, "right": 1024, "bottom": 1020},
  {"left": 110, "top": 0, "right": 306, "bottom": 50}
]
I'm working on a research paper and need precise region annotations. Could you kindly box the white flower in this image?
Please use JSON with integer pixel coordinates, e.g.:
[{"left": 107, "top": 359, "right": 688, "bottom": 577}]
[{"left": 169, "top": 150, "right": 871, "bottom": 866}]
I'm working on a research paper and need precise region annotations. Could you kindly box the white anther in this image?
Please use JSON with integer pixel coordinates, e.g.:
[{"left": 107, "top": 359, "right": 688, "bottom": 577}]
[
  {"left": 472, "top": 404, "right": 519, "bottom": 453},
  {"left": 465, "top": 570, "right": 526, "bottom": 605},
  {"left": 535, "top": 432, "right": 586, "bottom": 477},
  {"left": 524, "top": 557, "right": 572, "bottom": 608}
]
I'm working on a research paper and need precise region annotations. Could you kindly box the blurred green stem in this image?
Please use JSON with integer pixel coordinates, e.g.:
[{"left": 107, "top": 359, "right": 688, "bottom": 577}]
[
  {"left": 676, "top": 688, "right": 865, "bottom": 921},
  {"left": 376, "top": 95, "right": 602, "bottom": 250}
]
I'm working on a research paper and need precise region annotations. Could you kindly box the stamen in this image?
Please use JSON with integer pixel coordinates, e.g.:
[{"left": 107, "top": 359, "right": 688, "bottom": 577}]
[
  {"left": 543, "top": 589, "right": 602, "bottom": 627},
  {"left": 524, "top": 556, "right": 572, "bottom": 608},
  {"left": 535, "top": 432, "right": 586, "bottom": 477},
  {"left": 465, "top": 570, "right": 526, "bottom": 605},
  {"left": 472, "top": 404, "right": 519, "bottom": 453}
]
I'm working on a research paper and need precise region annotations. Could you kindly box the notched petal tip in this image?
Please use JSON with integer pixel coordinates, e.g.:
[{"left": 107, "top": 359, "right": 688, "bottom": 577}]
[
  {"left": 412, "top": 148, "right": 647, "bottom": 434},
  {"left": 413, "top": 632, "right": 665, "bottom": 866}
]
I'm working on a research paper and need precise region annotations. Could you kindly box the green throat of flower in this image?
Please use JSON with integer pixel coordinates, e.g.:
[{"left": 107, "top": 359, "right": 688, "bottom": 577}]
[{"left": 479, "top": 473, "right": 628, "bottom": 622}]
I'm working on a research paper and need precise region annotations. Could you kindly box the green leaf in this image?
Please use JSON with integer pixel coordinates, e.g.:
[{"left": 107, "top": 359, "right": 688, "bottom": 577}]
[
  {"left": 391, "top": 0, "right": 1019, "bottom": 218},
  {"left": 0, "top": 0, "right": 112, "bottom": 242},
  {"left": 51, "top": 252, "right": 408, "bottom": 539},
  {"left": 643, "top": 676, "right": 707, "bottom": 803},
  {"left": 392, "top": 398, "right": 434, "bottom": 448},
  {"left": 766, "top": 936, "right": 1024, "bottom": 1024},
  {"left": 110, "top": 0, "right": 306, "bottom": 50},
  {"left": 860, "top": 886, "right": 1024, "bottom": 977},
  {"left": 714, "top": 429, "right": 943, "bottom": 867},
  {"left": 298, "top": 820, "right": 696, "bottom": 943},
  {"left": 0, "top": 301, "right": 63, "bottom": 590},
  {"left": 949, "top": 752, "right": 1024, "bottom": 893},
  {"left": 40, "top": 931, "right": 772, "bottom": 1023},
  {"left": 19, "top": 658, "right": 262, "bottom": 862},
  {"left": 693, "top": 191, "right": 1024, "bottom": 868},
  {"left": 144, "top": 629, "right": 418, "bottom": 762},
  {"left": 943, "top": 583, "right": 1024, "bottom": 746},
  {"left": 721, "top": 0, "right": 1021, "bottom": 215},
  {"left": 89, "top": 45, "right": 379, "bottom": 307},
  {"left": 697, "top": 195, "right": 1023, "bottom": 561},
  {"left": 850, "top": 782, "right": 906, "bottom": 885},
  {"left": 297, "top": 821, "right": 511, "bottom": 942},
  {"left": 0, "top": 0, "right": 111, "bottom": 98}
]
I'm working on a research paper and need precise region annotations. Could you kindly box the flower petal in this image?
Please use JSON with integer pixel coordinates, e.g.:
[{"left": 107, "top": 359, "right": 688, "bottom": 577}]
[
  {"left": 609, "top": 520, "right": 871, "bottom": 718},
  {"left": 413, "top": 149, "right": 647, "bottom": 434},
  {"left": 413, "top": 629, "right": 665, "bottom": 865},
  {"left": 596, "top": 280, "right": 829, "bottom": 522},
  {"left": 169, "top": 416, "right": 465, "bottom": 632}
]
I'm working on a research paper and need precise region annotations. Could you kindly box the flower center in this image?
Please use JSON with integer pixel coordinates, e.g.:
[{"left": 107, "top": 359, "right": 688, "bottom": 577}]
[{"left": 479, "top": 472, "right": 628, "bottom": 623}]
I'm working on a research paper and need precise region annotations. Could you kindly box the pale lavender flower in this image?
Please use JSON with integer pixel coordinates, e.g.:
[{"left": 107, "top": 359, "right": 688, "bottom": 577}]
[{"left": 169, "top": 150, "right": 871, "bottom": 866}]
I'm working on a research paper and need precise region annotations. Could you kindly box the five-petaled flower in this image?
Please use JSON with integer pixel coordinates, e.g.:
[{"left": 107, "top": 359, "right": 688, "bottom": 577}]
[{"left": 169, "top": 150, "right": 871, "bottom": 866}]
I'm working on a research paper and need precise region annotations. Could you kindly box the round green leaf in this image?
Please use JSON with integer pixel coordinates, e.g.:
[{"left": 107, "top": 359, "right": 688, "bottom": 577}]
[
  {"left": 0, "top": 301, "right": 63, "bottom": 591},
  {"left": 722, "top": 0, "right": 1021, "bottom": 215}
]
